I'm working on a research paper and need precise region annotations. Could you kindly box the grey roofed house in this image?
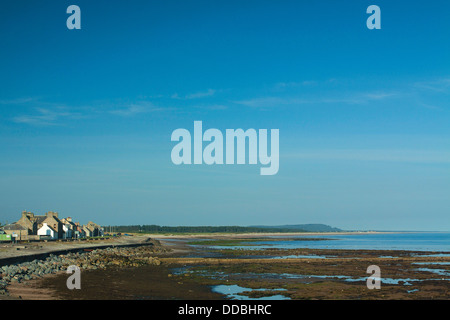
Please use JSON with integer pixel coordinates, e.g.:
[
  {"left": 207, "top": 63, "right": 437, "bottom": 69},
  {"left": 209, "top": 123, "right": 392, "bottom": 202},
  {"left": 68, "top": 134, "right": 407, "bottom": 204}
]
[
  {"left": 86, "top": 221, "right": 104, "bottom": 237},
  {"left": 3, "top": 223, "right": 29, "bottom": 240},
  {"left": 3, "top": 223, "right": 28, "bottom": 231},
  {"left": 15, "top": 211, "right": 63, "bottom": 239},
  {"left": 60, "top": 217, "right": 76, "bottom": 239},
  {"left": 61, "top": 217, "right": 77, "bottom": 229},
  {"left": 83, "top": 224, "right": 95, "bottom": 237},
  {"left": 34, "top": 215, "right": 47, "bottom": 225}
]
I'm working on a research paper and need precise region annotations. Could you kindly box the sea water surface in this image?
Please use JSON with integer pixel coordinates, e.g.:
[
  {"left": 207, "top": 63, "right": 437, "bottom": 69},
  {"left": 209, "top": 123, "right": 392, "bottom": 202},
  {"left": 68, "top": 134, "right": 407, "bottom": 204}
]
[{"left": 208, "top": 232, "right": 450, "bottom": 252}]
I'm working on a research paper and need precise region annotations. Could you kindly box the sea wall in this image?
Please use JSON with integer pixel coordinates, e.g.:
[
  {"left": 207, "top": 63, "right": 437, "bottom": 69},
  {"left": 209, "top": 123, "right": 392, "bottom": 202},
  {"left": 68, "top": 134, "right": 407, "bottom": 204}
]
[{"left": 0, "top": 239, "right": 168, "bottom": 295}]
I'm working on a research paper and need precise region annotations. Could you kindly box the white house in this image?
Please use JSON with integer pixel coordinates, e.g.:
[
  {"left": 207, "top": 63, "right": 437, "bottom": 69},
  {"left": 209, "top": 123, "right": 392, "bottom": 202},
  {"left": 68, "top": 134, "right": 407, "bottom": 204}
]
[
  {"left": 37, "top": 223, "right": 58, "bottom": 240},
  {"left": 62, "top": 223, "right": 73, "bottom": 239}
]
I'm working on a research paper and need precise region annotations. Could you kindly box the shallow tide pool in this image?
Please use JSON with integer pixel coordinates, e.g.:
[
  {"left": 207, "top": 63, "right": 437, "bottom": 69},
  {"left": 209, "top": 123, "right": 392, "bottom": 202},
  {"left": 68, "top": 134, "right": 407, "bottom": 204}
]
[{"left": 211, "top": 284, "right": 290, "bottom": 300}]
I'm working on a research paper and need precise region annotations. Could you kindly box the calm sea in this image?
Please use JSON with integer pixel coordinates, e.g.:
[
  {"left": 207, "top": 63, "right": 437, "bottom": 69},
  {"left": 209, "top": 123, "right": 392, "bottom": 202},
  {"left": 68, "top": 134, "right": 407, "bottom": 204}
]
[{"left": 221, "top": 232, "right": 450, "bottom": 252}]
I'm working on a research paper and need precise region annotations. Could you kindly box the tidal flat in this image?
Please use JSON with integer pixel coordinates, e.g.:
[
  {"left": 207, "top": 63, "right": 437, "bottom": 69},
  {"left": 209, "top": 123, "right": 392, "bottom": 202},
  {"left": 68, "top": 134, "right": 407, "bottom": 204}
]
[
  {"left": 160, "top": 235, "right": 450, "bottom": 300},
  {"left": 3, "top": 234, "right": 449, "bottom": 300}
]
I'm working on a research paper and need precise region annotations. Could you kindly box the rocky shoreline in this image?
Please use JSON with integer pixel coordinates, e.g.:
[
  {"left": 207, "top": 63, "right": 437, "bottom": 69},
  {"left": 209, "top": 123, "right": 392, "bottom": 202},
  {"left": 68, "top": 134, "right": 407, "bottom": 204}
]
[
  {"left": 2, "top": 235, "right": 449, "bottom": 300},
  {"left": 0, "top": 238, "right": 170, "bottom": 297}
]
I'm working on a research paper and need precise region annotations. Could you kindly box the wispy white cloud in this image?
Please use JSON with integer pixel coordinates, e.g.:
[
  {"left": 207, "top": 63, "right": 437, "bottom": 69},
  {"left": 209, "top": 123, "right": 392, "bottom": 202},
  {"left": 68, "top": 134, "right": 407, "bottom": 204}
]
[
  {"left": 109, "top": 101, "right": 172, "bottom": 116},
  {"left": 363, "top": 92, "right": 397, "bottom": 100},
  {"left": 274, "top": 80, "right": 319, "bottom": 89},
  {"left": 12, "top": 107, "right": 81, "bottom": 126},
  {"left": 194, "top": 104, "right": 228, "bottom": 110},
  {"left": 235, "top": 91, "right": 398, "bottom": 108},
  {"left": 273, "top": 79, "right": 340, "bottom": 90},
  {"left": 171, "top": 89, "right": 216, "bottom": 100},
  {"left": 186, "top": 89, "right": 216, "bottom": 99},
  {"left": 419, "top": 103, "right": 443, "bottom": 111},
  {"left": 0, "top": 97, "right": 39, "bottom": 105},
  {"left": 7, "top": 98, "right": 174, "bottom": 126},
  {"left": 235, "top": 97, "right": 294, "bottom": 108},
  {"left": 414, "top": 78, "right": 450, "bottom": 93},
  {"left": 109, "top": 104, "right": 149, "bottom": 117}
]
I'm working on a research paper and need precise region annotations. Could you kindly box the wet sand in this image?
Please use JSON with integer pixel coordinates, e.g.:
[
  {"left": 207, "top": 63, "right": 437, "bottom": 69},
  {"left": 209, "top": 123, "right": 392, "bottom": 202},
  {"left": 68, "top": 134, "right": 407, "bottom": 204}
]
[
  {"left": 16, "top": 265, "right": 223, "bottom": 300},
  {"left": 3, "top": 238, "right": 223, "bottom": 300}
]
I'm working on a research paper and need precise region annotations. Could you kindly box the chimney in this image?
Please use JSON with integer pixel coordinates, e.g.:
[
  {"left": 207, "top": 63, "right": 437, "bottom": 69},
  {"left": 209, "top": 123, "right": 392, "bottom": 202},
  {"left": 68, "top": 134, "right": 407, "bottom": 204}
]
[
  {"left": 22, "top": 211, "right": 34, "bottom": 219},
  {"left": 46, "top": 211, "right": 58, "bottom": 218}
]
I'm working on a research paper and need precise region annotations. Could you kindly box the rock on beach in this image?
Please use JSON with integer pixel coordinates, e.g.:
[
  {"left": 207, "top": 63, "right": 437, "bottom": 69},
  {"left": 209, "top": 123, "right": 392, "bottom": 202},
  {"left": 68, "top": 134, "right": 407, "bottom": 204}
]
[{"left": 0, "top": 238, "right": 168, "bottom": 296}]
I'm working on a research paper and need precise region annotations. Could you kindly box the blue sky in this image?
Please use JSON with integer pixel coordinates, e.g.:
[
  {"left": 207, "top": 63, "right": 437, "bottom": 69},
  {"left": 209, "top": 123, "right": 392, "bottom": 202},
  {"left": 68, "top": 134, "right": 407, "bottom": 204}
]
[{"left": 0, "top": 0, "right": 449, "bottom": 230}]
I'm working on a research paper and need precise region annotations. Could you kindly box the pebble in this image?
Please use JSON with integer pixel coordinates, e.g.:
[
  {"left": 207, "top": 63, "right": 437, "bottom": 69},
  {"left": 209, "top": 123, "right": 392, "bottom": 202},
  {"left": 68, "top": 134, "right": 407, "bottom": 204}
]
[{"left": 0, "top": 239, "right": 168, "bottom": 296}]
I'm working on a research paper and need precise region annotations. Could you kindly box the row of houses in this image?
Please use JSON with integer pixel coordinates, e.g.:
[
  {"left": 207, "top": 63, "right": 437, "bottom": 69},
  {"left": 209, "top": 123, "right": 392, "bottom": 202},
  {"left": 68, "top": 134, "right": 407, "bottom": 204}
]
[{"left": 0, "top": 211, "right": 104, "bottom": 241}]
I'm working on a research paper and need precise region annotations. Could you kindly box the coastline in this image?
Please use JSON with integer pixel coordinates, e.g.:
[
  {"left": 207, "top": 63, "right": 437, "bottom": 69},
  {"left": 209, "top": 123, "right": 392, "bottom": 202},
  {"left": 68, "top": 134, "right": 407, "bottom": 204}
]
[
  {"left": 0, "top": 235, "right": 154, "bottom": 265},
  {"left": 0, "top": 236, "right": 171, "bottom": 299},
  {"left": 144, "top": 230, "right": 400, "bottom": 240},
  {"left": 0, "top": 230, "right": 428, "bottom": 263},
  {"left": 1, "top": 236, "right": 223, "bottom": 300},
  {"left": 0, "top": 230, "right": 439, "bottom": 265},
  {"left": 1, "top": 232, "right": 449, "bottom": 300}
]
